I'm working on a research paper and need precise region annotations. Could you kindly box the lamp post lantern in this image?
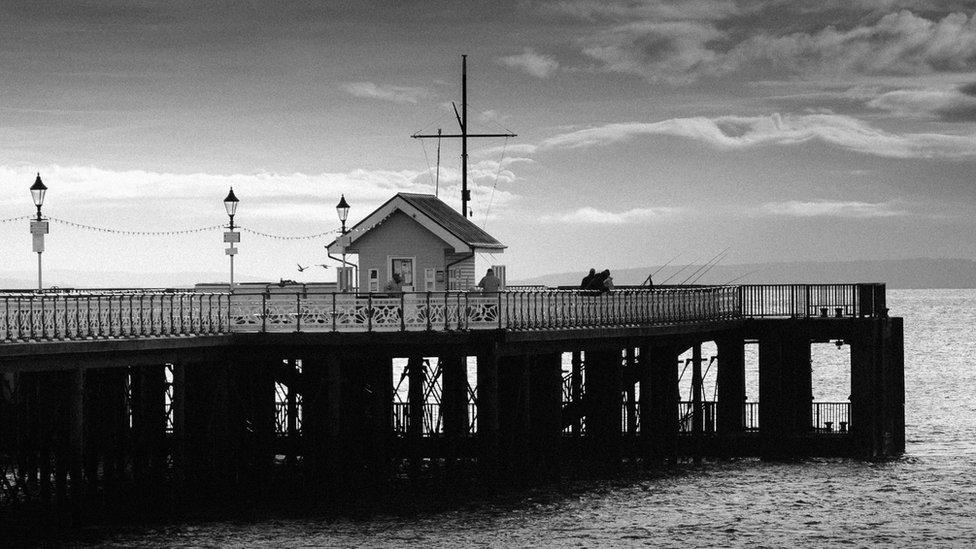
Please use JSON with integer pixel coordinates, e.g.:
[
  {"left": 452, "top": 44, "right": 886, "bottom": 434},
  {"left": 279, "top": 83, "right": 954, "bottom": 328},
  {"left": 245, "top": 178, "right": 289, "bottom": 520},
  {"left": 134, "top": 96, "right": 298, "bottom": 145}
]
[
  {"left": 336, "top": 195, "right": 351, "bottom": 291},
  {"left": 29, "top": 174, "right": 49, "bottom": 290},
  {"left": 223, "top": 188, "right": 240, "bottom": 289}
]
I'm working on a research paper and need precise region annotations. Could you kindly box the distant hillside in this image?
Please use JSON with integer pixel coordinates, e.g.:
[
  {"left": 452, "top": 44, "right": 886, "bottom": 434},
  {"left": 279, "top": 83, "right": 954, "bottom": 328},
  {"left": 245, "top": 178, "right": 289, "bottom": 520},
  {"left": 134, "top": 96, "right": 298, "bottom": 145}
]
[{"left": 511, "top": 258, "right": 976, "bottom": 289}]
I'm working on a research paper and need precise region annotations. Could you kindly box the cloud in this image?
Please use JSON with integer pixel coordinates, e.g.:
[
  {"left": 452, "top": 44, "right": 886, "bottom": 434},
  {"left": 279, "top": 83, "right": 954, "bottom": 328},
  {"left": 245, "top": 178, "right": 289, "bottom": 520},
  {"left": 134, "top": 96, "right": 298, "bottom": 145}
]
[
  {"left": 542, "top": 206, "right": 682, "bottom": 224},
  {"left": 760, "top": 200, "right": 908, "bottom": 218},
  {"left": 544, "top": 0, "right": 739, "bottom": 23},
  {"left": 867, "top": 84, "right": 976, "bottom": 121},
  {"left": 0, "top": 164, "right": 519, "bottom": 228},
  {"left": 575, "top": 8, "right": 976, "bottom": 83},
  {"left": 498, "top": 48, "right": 560, "bottom": 78},
  {"left": 539, "top": 113, "right": 976, "bottom": 159},
  {"left": 339, "top": 82, "right": 431, "bottom": 104},
  {"left": 581, "top": 21, "right": 721, "bottom": 84}
]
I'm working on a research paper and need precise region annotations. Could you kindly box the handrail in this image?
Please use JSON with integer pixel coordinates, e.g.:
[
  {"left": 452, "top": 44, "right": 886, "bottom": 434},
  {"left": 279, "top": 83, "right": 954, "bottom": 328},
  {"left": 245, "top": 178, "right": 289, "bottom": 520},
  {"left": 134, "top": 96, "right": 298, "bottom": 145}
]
[{"left": 0, "top": 283, "right": 886, "bottom": 342}]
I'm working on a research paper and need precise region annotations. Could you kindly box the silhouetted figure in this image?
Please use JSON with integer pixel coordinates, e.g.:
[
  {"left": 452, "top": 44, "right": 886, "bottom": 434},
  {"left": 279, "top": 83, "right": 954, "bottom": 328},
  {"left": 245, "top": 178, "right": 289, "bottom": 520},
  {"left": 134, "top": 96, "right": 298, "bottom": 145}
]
[
  {"left": 384, "top": 272, "right": 403, "bottom": 292},
  {"left": 580, "top": 268, "right": 596, "bottom": 289},
  {"left": 478, "top": 268, "right": 501, "bottom": 293},
  {"left": 587, "top": 270, "right": 610, "bottom": 293}
]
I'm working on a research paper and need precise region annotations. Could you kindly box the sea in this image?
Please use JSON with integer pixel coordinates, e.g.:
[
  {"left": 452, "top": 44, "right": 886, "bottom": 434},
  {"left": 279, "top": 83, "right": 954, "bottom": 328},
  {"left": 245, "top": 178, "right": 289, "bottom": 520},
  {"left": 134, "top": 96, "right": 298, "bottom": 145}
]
[{"left": 75, "top": 289, "right": 976, "bottom": 547}]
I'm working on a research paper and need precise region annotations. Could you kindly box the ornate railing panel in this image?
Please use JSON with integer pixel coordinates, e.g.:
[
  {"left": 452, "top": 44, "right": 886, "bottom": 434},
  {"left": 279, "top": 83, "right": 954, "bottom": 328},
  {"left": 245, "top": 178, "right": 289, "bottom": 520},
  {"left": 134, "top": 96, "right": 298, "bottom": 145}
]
[{"left": 1, "top": 291, "right": 228, "bottom": 342}]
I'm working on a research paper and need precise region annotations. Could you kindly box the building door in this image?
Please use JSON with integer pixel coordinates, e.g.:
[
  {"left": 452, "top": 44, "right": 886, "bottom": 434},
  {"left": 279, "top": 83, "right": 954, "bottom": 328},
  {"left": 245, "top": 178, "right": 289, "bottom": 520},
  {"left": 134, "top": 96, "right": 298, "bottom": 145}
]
[{"left": 390, "top": 257, "right": 415, "bottom": 289}]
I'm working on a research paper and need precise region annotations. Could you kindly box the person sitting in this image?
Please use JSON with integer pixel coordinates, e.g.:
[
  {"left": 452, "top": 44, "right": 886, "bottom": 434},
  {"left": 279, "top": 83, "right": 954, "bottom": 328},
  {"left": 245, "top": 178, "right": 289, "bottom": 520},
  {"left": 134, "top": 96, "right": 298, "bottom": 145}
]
[
  {"left": 477, "top": 268, "right": 501, "bottom": 293},
  {"left": 603, "top": 272, "right": 614, "bottom": 292},
  {"left": 580, "top": 268, "right": 596, "bottom": 289},
  {"left": 586, "top": 270, "right": 610, "bottom": 293},
  {"left": 384, "top": 272, "right": 403, "bottom": 292}
]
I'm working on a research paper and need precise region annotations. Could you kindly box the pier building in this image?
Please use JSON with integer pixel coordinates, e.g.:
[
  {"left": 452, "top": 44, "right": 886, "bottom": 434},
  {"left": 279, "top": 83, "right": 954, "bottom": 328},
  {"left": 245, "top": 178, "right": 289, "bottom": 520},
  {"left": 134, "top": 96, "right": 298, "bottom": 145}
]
[{"left": 326, "top": 193, "right": 506, "bottom": 292}]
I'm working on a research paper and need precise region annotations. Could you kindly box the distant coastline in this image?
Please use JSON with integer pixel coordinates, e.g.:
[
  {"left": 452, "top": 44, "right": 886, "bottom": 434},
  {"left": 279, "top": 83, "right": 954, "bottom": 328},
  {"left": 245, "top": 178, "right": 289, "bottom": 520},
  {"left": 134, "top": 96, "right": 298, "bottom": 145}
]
[
  {"left": 1, "top": 258, "right": 974, "bottom": 289},
  {"left": 512, "top": 258, "right": 976, "bottom": 290}
]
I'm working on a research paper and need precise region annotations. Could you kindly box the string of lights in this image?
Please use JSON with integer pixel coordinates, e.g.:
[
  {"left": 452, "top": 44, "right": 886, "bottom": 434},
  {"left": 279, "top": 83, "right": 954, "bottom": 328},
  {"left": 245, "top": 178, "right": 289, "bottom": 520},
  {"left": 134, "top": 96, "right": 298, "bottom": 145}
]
[
  {"left": 43, "top": 216, "right": 352, "bottom": 240},
  {"left": 48, "top": 217, "right": 224, "bottom": 236},
  {"left": 0, "top": 216, "right": 30, "bottom": 223},
  {"left": 239, "top": 226, "right": 340, "bottom": 240}
]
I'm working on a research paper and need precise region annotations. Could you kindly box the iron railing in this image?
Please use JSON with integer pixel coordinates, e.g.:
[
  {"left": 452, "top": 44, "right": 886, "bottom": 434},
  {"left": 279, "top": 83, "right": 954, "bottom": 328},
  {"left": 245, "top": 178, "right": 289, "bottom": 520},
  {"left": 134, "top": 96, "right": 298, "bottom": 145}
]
[
  {"left": 739, "top": 283, "right": 886, "bottom": 318},
  {"left": 0, "top": 284, "right": 885, "bottom": 342},
  {"left": 675, "top": 401, "right": 848, "bottom": 434},
  {"left": 812, "top": 401, "right": 850, "bottom": 433},
  {"left": 0, "top": 291, "right": 228, "bottom": 342},
  {"left": 392, "top": 402, "right": 477, "bottom": 435}
]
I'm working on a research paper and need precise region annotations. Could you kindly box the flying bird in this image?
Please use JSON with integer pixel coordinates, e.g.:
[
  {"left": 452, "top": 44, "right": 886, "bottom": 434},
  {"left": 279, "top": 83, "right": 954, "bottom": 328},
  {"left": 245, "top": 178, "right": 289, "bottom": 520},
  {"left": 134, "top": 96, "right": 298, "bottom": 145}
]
[
  {"left": 297, "top": 264, "right": 308, "bottom": 272},
  {"left": 316, "top": 264, "right": 330, "bottom": 269}
]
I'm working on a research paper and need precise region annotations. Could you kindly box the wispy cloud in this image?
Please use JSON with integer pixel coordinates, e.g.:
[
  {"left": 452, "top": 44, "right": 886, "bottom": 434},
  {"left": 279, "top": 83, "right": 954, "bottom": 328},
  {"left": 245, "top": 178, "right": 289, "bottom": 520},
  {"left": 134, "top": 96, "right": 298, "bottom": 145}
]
[
  {"left": 867, "top": 83, "right": 976, "bottom": 121},
  {"left": 760, "top": 200, "right": 908, "bottom": 218},
  {"left": 542, "top": 206, "right": 682, "bottom": 224},
  {"left": 498, "top": 48, "right": 560, "bottom": 78},
  {"left": 339, "top": 82, "right": 431, "bottom": 104},
  {"left": 539, "top": 113, "right": 976, "bottom": 159}
]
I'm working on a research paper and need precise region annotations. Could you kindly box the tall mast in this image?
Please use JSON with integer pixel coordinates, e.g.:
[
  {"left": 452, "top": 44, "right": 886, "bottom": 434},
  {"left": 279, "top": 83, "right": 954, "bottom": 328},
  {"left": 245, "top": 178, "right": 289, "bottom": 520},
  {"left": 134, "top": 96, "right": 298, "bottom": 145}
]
[
  {"left": 412, "top": 55, "right": 516, "bottom": 217},
  {"left": 461, "top": 55, "right": 469, "bottom": 217}
]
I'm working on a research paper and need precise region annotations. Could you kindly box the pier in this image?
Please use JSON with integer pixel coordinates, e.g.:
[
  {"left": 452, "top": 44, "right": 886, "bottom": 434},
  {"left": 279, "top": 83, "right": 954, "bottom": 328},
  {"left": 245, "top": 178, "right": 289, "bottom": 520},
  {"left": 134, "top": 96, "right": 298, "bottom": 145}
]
[{"left": 0, "top": 282, "right": 903, "bottom": 519}]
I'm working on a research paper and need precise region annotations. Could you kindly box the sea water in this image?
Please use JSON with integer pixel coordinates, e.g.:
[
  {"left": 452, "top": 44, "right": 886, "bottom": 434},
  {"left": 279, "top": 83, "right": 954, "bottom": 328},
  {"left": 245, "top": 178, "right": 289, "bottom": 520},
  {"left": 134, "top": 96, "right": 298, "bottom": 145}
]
[{"left": 79, "top": 289, "right": 976, "bottom": 547}]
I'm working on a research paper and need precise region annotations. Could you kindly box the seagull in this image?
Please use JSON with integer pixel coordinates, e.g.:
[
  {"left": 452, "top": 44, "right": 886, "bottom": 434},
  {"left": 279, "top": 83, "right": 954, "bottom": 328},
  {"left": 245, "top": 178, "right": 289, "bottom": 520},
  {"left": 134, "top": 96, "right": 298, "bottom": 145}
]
[
  {"left": 297, "top": 264, "right": 308, "bottom": 272},
  {"left": 316, "top": 264, "right": 330, "bottom": 269}
]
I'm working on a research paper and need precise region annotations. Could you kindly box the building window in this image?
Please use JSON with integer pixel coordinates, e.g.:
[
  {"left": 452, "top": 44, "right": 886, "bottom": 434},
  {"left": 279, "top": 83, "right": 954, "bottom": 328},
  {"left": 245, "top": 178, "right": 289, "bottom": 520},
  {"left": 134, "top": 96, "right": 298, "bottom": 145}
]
[
  {"left": 425, "top": 268, "right": 435, "bottom": 291},
  {"left": 368, "top": 269, "right": 379, "bottom": 292},
  {"left": 389, "top": 257, "right": 415, "bottom": 290}
]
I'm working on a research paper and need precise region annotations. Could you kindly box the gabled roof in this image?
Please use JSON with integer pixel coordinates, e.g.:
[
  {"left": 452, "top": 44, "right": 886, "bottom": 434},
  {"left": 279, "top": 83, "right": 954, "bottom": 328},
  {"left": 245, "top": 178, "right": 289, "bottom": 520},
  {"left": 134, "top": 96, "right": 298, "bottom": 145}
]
[{"left": 326, "top": 193, "right": 506, "bottom": 254}]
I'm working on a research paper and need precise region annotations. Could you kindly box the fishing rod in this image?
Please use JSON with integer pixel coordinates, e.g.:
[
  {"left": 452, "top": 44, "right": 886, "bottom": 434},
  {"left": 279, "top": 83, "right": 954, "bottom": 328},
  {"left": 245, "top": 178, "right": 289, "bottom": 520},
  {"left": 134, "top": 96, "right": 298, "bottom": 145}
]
[
  {"left": 679, "top": 247, "right": 730, "bottom": 286},
  {"left": 644, "top": 251, "right": 682, "bottom": 285},
  {"left": 689, "top": 248, "right": 733, "bottom": 285},
  {"left": 722, "top": 268, "right": 762, "bottom": 285},
  {"left": 659, "top": 258, "right": 700, "bottom": 285}
]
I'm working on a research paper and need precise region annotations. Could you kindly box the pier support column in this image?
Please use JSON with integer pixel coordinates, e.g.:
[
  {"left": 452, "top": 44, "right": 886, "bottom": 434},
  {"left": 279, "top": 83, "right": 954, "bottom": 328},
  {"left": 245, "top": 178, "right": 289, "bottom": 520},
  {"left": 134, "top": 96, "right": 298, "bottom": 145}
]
[
  {"left": 441, "top": 353, "right": 468, "bottom": 468},
  {"left": 691, "top": 343, "right": 704, "bottom": 464},
  {"left": 406, "top": 355, "right": 426, "bottom": 476},
  {"left": 208, "top": 361, "right": 239, "bottom": 492},
  {"left": 642, "top": 347, "right": 679, "bottom": 465},
  {"left": 171, "top": 363, "right": 186, "bottom": 491},
  {"left": 851, "top": 318, "right": 903, "bottom": 459},
  {"left": 758, "top": 327, "right": 811, "bottom": 459},
  {"left": 68, "top": 367, "right": 84, "bottom": 522},
  {"left": 236, "top": 356, "right": 275, "bottom": 492},
  {"left": 625, "top": 348, "right": 638, "bottom": 439},
  {"left": 364, "top": 352, "right": 393, "bottom": 487},
  {"left": 302, "top": 350, "right": 344, "bottom": 496},
  {"left": 528, "top": 352, "right": 562, "bottom": 480},
  {"left": 585, "top": 347, "right": 622, "bottom": 469},
  {"left": 716, "top": 338, "right": 746, "bottom": 456},
  {"left": 476, "top": 347, "right": 500, "bottom": 486},
  {"left": 497, "top": 354, "right": 530, "bottom": 482},
  {"left": 130, "top": 364, "right": 166, "bottom": 496},
  {"left": 570, "top": 350, "right": 583, "bottom": 435}
]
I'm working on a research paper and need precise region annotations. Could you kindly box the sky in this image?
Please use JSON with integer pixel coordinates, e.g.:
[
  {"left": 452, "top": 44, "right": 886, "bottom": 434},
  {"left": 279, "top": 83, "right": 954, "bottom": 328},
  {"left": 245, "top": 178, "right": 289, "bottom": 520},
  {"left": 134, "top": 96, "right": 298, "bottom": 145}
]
[{"left": 3, "top": 0, "right": 976, "bottom": 285}]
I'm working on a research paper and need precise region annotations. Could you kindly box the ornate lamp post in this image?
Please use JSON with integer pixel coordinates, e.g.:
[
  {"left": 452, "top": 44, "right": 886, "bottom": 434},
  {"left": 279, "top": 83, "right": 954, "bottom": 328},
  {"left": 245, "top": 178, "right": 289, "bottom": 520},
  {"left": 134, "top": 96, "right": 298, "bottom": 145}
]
[
  {"left": 335, "top": 195, "right": 350, "bottom": 290},
  {"left": 223, "top": 188, "right": 240, "bottom": 289},
  {"left": 29, "top": 174, "right": 49, "bottom": 290}
]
